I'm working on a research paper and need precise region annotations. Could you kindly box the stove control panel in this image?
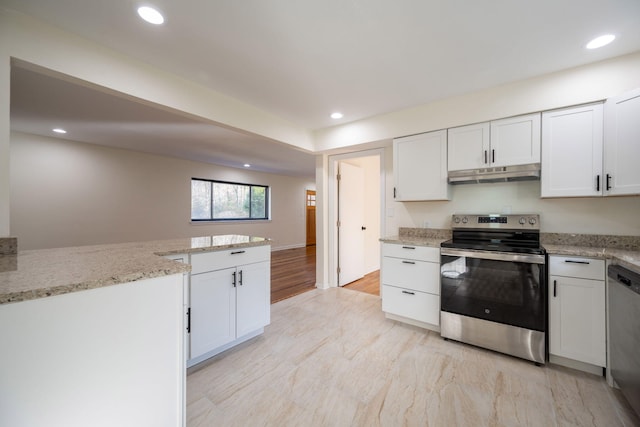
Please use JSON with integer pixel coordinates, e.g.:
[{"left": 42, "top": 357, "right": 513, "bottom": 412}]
[{"left": 451, "top": 214, "right": 540, "bottom": 230}]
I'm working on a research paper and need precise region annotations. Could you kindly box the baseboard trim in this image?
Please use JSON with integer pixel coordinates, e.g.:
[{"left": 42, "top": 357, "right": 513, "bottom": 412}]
[
  {"left": 549, "top": 354, "right": 604, "bottom": 376},
  {"left": 385, "top": 313, "right": 440, "bottom": 333},
  {"left": 271, "top": 243, "right": 307, "bottom": 251}
]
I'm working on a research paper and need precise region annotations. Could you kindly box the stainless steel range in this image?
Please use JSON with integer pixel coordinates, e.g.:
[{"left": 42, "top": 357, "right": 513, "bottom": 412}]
[{"left": 440, "top": 214, "right": 547, "bottom": 364}]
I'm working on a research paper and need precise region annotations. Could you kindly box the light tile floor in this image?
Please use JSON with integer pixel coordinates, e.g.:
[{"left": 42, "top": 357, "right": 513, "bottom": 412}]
[{"left": 187, "top": 288, "right": 640, "bottom": 426}]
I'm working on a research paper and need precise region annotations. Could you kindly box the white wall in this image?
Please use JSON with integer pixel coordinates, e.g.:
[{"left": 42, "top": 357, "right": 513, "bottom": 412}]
[
  {"left": 314, "top": 52, "right": 640, "bottom": 151},
  {"left": 0, "top": 9, "right": 314, "bottom": 238},
  {"left": 10, "top": 132, "right": 314, "bottom": 250},
  {"left": 382, "top": 141, "right": 640, "bottom": 236}
]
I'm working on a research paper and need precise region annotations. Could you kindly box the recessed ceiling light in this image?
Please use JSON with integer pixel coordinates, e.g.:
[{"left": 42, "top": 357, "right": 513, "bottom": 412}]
[
  {"left": 244, "top": 164, "right": 251, "bottom": 168},
  {"left": 137, "top": 6, "right": 164, "bottom": 25},
  {"left": 52, "top": 128, "right": 67, "bottom": 134},
  {"left": 330, "top": 112, "right": 343, "bottom": 119},
  {"left": 586, "top": 34, "right": 615, "bottom": 50}
]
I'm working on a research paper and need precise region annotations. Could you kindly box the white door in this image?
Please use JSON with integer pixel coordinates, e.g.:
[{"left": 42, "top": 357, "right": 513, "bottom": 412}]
[
  {"left": 541, "top": 103, "right": 604, "bottom": 198},
  {"left": 338, "top": 162, "right": 365, "bottom": 286},
  {"left": 190, "top": 268, "right": 236, "bottom": 359},
  {"left": 604, "top": 88, "right": 640, "bottom": 196},
  {"left": 548, "top": 275, "right": 606, "bottom": 366},
  {"left": 447, "top": 122, "right": 490, "bottom": 171},
  {"left": 490, "top": 113, "right": 541, "bottom": 167},
  {"left": 393, "top": 130, "right": 450, "bottom": 201},
  {"left": 236, "top": 261, "right": 270, "bottom": 337}
]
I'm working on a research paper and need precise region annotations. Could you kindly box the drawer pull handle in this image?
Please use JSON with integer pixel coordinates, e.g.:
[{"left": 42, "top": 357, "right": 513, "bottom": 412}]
[
  {"left": 402, "top": 261, "right": 416, "bottom": 264},
  {"left": 402, "top": 290, "right": 415, "bottom": 295},
  {"left": 402, "top": 246, "right": 416, "bottom": 250},
  {"left": 231, "top": 250, "right": 246, "bottom": 255},
  {"left": 553, "top": 280, "right": 557, "bottom": 297},
  {"left": 564, "top": 260, "right": 589, "bottom": 265}
]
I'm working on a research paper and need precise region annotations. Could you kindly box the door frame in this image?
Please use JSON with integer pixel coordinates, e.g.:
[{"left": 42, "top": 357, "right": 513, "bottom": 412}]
[{"left": 328, "top": 148, "right": 386, "bottom": 288}]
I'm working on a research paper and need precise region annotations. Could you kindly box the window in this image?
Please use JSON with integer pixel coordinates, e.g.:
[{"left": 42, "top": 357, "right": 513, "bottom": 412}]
[{"left": 191, "top": 178, "right": 269, "bottom": 221}]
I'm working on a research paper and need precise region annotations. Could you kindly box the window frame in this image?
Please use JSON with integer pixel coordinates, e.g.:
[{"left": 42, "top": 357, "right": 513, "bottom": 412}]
[{"left": 190, "top": 178, "right": 270, "bottom": 222}]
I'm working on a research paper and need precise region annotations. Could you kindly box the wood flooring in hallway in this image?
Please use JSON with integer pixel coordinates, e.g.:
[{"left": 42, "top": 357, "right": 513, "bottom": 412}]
[{"left": 271, "top": 245, "right": 380, "bottom": 303}]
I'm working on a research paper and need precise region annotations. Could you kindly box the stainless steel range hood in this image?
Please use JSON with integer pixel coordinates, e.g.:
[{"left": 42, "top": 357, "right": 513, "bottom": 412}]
[{"left": 448, "top": 163, "right": 540, "bottom": 184}]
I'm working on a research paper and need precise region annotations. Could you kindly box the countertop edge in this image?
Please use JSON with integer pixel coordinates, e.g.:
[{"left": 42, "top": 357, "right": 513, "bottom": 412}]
[{"left": 1, "top": 236, "right": 271, "bottom": 305}]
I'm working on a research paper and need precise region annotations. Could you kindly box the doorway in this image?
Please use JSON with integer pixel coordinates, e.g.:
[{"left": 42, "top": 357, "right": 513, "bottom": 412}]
[
  {"left": 328, "top": 149, "right": 385, "bottom": 290},
  {"left": 305, "top": 190, "right": 316, "bottom": 246}
]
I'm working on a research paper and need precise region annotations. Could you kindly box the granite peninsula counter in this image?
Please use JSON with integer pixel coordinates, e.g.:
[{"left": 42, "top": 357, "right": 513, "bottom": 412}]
[{"left": 0, "top": 234, "right": 270, "bottom": 305}]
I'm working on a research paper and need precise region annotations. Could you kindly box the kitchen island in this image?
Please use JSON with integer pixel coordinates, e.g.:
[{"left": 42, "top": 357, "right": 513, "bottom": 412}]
[{"left": 0, "top": 235, "right": 270, "bottom": 427}]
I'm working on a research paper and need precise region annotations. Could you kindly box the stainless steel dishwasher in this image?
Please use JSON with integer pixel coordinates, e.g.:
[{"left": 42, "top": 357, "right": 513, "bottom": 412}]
[{"left": 608, "top": 264, "right": 640, "bottom": 418}]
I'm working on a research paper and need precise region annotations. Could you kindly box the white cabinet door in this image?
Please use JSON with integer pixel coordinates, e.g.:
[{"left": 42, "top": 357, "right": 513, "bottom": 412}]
[
  {"left": 490, "top": 113, "right": 541, "bottom": 167},
  {"left": 604, "top": 88, "right": 640, "bottom": 196},
  {"left": 393, "top": 130, "right": 450, "bottom": 201},
  {"left": 447, "top": 122, "right": 490, "bottom": 171},
  {"left": 541, "top": 104, "right": 604, "bottom": 197},
  {"left": 548, "top": 275, "right": 606, "bottom": 367},
  {"left": 190, "top": 268, "right": 236, "bottom": 359},
  {"left": 236, "top": 261, "right": 271, "bottom": 337}
]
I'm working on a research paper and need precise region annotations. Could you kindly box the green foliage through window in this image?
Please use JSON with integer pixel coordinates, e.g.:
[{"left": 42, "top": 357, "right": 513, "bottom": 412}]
[{"left": 191, "top": 179, "right": 269, "bottom": 221}]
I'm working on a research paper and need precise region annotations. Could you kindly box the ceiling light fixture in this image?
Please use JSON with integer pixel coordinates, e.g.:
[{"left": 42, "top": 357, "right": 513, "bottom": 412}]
[
  {"left": 244, "top": 164, "right": 251, "bottom": 168},
  {"left": 52, "top": 128, "right": 67, "bottom": 134},
  {"left": 330, "top": 112, "right": 343, "bottom": 119},
  {"left": 137, "top": 6, "right": 165, "bottom": 25},
  {"left": 586, "top": 34, "right": 615, "bottom": 49}
]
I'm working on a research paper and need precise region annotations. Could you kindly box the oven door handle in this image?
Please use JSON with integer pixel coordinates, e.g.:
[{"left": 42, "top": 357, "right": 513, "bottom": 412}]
[{"left": 440, "top": 248, "right": 546, "bottom": 264}]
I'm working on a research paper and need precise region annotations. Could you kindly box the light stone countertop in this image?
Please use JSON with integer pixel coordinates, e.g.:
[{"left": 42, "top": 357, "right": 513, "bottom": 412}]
[
  {"left": 381, "top": 228, "right": 640, "bottom": 273},
  {"left": 379, "top": 236, "right": 448, "bottom": 248},
  {"left": 0, "top": 235, "right": 270, "bottom": 305}
]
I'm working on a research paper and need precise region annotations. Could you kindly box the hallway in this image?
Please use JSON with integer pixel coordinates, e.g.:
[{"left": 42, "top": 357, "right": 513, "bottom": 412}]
[{"left": 271, "top": 246, "right": 380, "bottom": 302}]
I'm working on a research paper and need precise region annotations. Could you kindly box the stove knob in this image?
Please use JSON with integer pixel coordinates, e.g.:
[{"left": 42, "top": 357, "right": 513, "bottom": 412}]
[
  {"left": 462, "top": 216, "right": 468, "bottom": 224},
  {"left": 529, "top": 217, "right": 537, "bottom": 225},
  {"left": 519, "top": 217, "right": 526, "bottom": 225},
  {"left": 453, "top": 216, "right": 461, "bottom": 224}
]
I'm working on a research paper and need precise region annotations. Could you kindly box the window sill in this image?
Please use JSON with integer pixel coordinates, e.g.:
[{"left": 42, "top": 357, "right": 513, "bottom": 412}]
[{"left": 190, "top": 219, "right": 272, "bottom": 225}]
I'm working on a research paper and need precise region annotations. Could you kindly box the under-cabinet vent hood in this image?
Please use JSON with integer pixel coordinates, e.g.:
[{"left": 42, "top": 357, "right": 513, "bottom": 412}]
[{"left": 448, "top": 163, "right": 540, "bottom": 184}]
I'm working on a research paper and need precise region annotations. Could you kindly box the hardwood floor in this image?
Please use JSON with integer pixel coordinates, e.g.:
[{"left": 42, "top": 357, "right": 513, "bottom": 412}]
[
  {"left": 344, "top": 270, "right": 380, "bottom": 296},
  {"left": 271, "top": 245, "right": 381, "bottom": 302},
  {"left": 270, "top": 246, "right": 316, "bottom": 303}
]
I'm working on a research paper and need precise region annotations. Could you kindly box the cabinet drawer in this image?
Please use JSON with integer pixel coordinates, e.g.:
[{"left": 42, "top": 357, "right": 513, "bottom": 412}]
[
  {"left": 381, "top": 256, "right": 439, "bottom": 294},
  {"left": 191, "top": 245, "right": 270, "bottom": 275},
  {"left": 382, "top": 285, "right": 440, "bottom": 325},
  {"left": 549, "top": 256, "right": 605, "bottom": 280},
  {"left": 382, "top": 243, "right": 439, "bottom": 262}
]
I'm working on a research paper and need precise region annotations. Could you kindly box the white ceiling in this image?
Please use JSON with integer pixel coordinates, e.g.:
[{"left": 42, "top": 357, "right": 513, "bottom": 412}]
[
  {"left": 10, "top": 64, "right": 317, "bottom": 177},
  {"left": 5, "top": 0, "right": 640, "bottom": 176}
]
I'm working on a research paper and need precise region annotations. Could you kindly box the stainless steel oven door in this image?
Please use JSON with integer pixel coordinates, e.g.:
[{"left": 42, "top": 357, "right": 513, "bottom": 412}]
[
  {"left": 440, "top": 248, "right": 547, "bottom": 363},
  {"left": 440, "top": 248, "right": 546, "bottom": 331}
]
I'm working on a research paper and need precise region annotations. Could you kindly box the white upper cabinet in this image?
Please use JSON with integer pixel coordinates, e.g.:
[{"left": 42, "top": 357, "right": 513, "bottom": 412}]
[
  {"left": 490, "top": 113, "right": 541, "bottom": 167},
  {"left": 541, "top": 103, "right": 604, "bottom": 198},
  {"left": 393, "top": 130, "right": 450, "bottom": 201},
  {"left": 447, "top": 122, "right": 490, "bottom": 171},
  {"left": 447, "top": 113, "right": 541, "bottom": 172},
  {"left": 604, "top": 88, "right": 640, "bottom": 196}
]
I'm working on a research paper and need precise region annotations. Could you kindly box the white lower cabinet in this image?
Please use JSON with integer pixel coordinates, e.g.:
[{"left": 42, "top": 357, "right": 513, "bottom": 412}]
[
  {"left": 548, "top": 255, "right": 606, "bottom": 369},
  {"left": 381, "top": 243, "right": 440, "bottom": 331},
  {"left": 188, "top": 246, "right": 270, "bottom": 366}
]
